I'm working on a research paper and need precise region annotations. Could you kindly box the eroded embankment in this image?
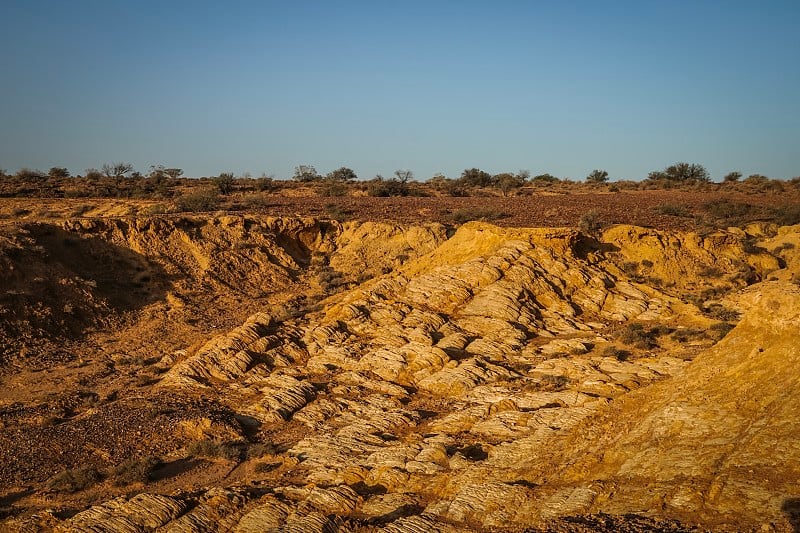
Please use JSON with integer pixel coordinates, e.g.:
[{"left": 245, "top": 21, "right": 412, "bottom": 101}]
[
  {"left": 3, "top": 218, "right": 800, "bottom": 531},
  {"left": 0, "top": 216, "right": 447, "bottom": 365}
]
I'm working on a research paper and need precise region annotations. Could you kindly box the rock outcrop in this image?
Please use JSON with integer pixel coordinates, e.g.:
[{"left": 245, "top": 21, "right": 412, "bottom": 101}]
[{"left": 6, "top": 220, "right": 799, "bottom": 532}]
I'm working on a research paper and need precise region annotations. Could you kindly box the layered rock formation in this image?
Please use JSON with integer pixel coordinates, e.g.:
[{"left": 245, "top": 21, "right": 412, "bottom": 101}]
[{"left": 4, "top": 219, "right": 799, "bottom": 531}]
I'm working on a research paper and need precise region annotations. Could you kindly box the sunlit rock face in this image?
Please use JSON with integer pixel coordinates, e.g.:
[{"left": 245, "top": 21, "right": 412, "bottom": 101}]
[{"left": 4, "top": 219, "right": 799, "bottom": 532}]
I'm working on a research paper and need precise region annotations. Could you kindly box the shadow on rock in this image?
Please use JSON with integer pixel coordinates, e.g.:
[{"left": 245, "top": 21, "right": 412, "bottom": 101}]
[
  {"left": 0, "top": 223, "right": 170, "bottom": 361},
  {"left": 783, "top": 498, "right": 800, "bottom": 532}
]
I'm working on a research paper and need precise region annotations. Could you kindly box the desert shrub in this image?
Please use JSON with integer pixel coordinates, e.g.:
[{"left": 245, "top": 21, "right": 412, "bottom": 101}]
[
  {"left": 579, "top": 209, "right": 603, "bottom": 234},
  {"left": 446, "top": 208, "right": 509, "bottom": 224},
  {"left": 772, "top": 206, "right": 800, "bottom": 226},
  {"left": 670, "top": 327, "right": 706, "bottom": 343},
  {"left": 48, "top": 466, "right": 103, "bottom": 493},
  {"left": 319, "top": 181, "right": 349, "bottom": 197},
  {"left": 84, "top": 168, "right": 104, "bottom": 180},
  {"left": 113, "top": 456, "right": 162, "bottom": 485},
  {"left": 647, "top": 162, "right": 709, "bottom": 183},
  {"left": 366, "top": 177, "right": 408, "bottom": 197},
  {"left": 530, "top": 173, "right": 560, "bottom": 185},
  {"left": 616, "top": 323, "right": 670, "bottom": 349},
  {"left": 538, "top": 374, "right": 570, "bottom": 391},
  {"left": 703, "top": 200, "right": 757, "bottom": 221},
  {"left": 697, "top": 265, "right": 725, "bottom": 279},
  {"left": 709, "top": 322, "right": 735, "bottom": 340},
  {"left": 175, "top": 188, "right": 220, "bottom": 212},
  {"left": 602, "top": 345, "right": 632, "bottom": 361},
  {"left": 246, "top": 442, "right": 276, "bottom": 459},
  {"left": 188, "top": 439, "right": 241, "bottom": 461},
  {"left": 15, "top": 168, "right": 45, "bottom": 180},
  {"left": 704, "top": 304, "right": 740, "bottom": 322},
  {"left": 654, "top": 203, "right": 691, "bottom": 217},
  {"left": 641, "top": 259, "right": 654, "bottom": 268},
  {"left": 144, "top": 203, "right": 170, "bottom": 215},
  {"left": 773, "top": 242, "right": 796, "bottom": 254},
  {"left": 323, "top": 203, "right": 352, "bottom": 221},
  {"left": 622, "top": 261, "right": 640, "bottom": 277},
  {"left": 255, "top": 176, "right": 275, "bottom": 191},
  {"left": 213, "top": 173, "right": 235, "bottom": 195}
]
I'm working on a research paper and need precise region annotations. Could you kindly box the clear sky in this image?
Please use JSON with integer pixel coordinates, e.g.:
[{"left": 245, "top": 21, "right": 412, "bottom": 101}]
[{"left": 1, "top": 1, "right": 798, "bottom": 181}]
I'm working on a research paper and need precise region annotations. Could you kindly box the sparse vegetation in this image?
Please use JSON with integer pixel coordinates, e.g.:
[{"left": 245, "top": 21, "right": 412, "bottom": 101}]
[
  {"left": 647, "top": 162, "right": 709, "bottom": 183},
  {"left": 616, "top": 323, "right": 673, "bottom": 350},
  {"left": 603, "top": 345, "right": 632, "bottom": 361},
  {"left": 703, "top": 304, "right": 740, "bottom": 322},
  {"left": 175, "top": 187, "right": 220, "bottom": 212},
  {"left": 366, "top": 175, "right": 410, "bottom": 197},
  {"left": 48, "top": 466, "right": 103, "bottom": 493},
  {"left": 772, "top": 206, "right": 800, "bottom": 226},
  {"left": 213, "top": 173, "right": 236, "bottom": 195},
  {"left": 586, "top": 170, "right": 609, "bottom": 183},
  {"left": 323, "top": 203, "right": 352, "bottom": 221},
  {"left": 709, "top": 322, "right": 735, "bottom": 340},
  {"left": 188, "top": 439, "right": 241, "bottom": 461},
  {"left": 446, "top": 207, "right": 510, "bottom": 224},
  {"left": 112, "top": 456, "right": 162, "bottom": 485},
  {"left": 246, "top": 442, "right": 276, "bottom": 459},
  {"left": 703, "top": 199, "right": 758, "bottom": 223},
  {"left": 579, "top": 209, "right": 603, "bottom": 235},
  {"left": 655, "top": 203, "right": 691, "bottom": 217},
  {"left": 538, "top": 374, "right": 570, "bottom": 391}
]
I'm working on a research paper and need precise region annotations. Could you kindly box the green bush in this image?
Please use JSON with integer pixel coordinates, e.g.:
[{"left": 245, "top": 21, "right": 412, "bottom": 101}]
[
  {"left": 175, "top": 187, "right": 220, "bottom": 212},
  {"left": 366, "top": 177, "right": 408, "bottom": 197},
  {"left": 213, "top": 173, "right": 235, "bottom": 195}
]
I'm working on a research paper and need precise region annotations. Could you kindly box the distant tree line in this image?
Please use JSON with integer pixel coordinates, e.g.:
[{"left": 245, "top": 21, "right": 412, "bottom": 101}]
[{"left": 1, "top": 161, "right": 798, "bottom": 200}]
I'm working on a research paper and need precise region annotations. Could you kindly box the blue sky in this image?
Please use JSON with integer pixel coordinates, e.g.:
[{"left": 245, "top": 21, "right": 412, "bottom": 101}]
[{"left": 1, "top": 1, "right": 798, "bottom": 181}]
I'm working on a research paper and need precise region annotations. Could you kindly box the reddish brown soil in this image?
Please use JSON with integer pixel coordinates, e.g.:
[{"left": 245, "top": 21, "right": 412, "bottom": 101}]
[
  {"left": 3, "top": 189, "right": 800, "bottom": 232},
  {"left": 250, "top": 190, "right": 798, "bottom": 230}
]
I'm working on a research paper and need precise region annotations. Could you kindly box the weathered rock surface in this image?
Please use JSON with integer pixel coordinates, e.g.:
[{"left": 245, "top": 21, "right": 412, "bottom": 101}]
[{"left": 4, "top": 220, "right": 799, "bottom": 532}]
